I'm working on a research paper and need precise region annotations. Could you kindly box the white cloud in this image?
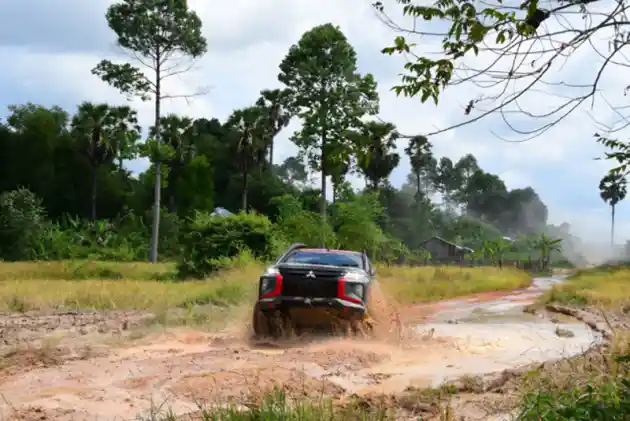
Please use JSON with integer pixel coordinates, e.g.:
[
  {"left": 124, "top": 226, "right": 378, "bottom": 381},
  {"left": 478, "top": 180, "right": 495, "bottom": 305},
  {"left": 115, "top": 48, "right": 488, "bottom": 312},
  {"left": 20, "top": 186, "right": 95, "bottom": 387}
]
[{"left": 1, "top": 0, "right": 629, "bottom": 245}]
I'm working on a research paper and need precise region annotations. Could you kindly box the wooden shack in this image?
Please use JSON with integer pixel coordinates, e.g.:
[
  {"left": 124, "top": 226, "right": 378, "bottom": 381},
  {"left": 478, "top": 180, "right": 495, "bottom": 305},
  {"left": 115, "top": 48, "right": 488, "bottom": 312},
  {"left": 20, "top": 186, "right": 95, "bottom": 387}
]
[{"left": 420, "top": 236, "right": 474, "bottom": 263}]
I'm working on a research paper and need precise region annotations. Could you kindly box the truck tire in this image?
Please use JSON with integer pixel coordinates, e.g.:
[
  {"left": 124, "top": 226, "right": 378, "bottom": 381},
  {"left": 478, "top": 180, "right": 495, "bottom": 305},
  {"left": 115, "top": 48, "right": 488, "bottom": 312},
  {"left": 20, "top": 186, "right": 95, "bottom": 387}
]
[
  {"left": 252, "top": 304, "right": 272, "bottom": 338},
  {"left": 252, "top": 305, "right": 290, "bottom": 340}
]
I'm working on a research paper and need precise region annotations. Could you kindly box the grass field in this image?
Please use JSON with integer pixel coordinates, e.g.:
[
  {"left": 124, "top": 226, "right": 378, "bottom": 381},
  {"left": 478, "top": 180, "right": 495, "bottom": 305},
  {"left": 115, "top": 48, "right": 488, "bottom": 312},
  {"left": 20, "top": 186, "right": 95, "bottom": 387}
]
[
  {"left": 0, "top": 259, "right": 531, "bottom": 312},
  {"left": 378, "top": 264, "right": 531, "bottom": 303},
  {"left": 540, "top": 264, "right": 630, "bottom": 308}
]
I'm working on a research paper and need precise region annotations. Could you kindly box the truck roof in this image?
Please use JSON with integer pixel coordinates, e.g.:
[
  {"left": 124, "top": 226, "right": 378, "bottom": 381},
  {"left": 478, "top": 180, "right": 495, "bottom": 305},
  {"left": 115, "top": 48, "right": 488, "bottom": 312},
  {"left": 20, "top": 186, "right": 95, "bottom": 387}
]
[{"left": 298, "top": 248, "right": 361, "bottom": 254}]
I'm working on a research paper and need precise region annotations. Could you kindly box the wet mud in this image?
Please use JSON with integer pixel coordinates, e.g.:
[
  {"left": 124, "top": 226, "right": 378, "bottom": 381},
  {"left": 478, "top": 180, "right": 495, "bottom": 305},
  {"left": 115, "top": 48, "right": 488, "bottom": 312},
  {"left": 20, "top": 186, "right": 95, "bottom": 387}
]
[{"left": 0, "top": 276, "right": 601, "bottom": 421}]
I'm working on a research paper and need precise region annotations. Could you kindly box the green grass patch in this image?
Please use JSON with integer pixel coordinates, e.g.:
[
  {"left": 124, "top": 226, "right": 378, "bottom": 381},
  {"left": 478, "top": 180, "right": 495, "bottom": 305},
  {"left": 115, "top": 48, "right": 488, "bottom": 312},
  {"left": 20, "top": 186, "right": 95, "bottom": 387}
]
[
  {"left": 514, "top": 334, "right": 630, "bottom": 421},
  {"left": 0, "top": 260, "right": 175, "bottom": 281},
  {"left": 539, "top": 265, "right": 630, "bottom": 309},
  {"left": 144, "top": 392, "right": 394, "bottom": 421},
  {"left": 378, "top": 265, "right": 531, "bottom": 304}
]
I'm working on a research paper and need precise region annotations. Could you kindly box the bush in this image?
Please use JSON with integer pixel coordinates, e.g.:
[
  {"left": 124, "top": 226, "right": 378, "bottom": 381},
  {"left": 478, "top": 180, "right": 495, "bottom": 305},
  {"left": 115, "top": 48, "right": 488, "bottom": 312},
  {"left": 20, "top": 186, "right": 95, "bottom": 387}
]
[
  {"left": 273, "top": 194, "right": 337, "bottom": 247},
  {"left": 333, "top": 192, "right": 387, "bottom": 255},
  {"left": 0, "top": 188, "right": 48, "bottom": 260},
  {"left": 374, "top": 237, "right": 409, "bottom": 265},
  {"left": 177, "top": 211, "right": 278, "bottom": 278}
]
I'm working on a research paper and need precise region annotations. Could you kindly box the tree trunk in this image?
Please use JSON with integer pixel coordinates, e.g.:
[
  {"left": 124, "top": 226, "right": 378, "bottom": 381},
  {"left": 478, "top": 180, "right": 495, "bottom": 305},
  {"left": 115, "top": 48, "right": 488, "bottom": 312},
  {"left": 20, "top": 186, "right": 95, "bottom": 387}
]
[
  {"left": 150, "top": 46, "right": 162, "bottom": 264},
  {"left": 320, "top": 134, "right": 327, "bottom": 220},
  {"left": 166, "top": 164, "right": 177, "bottom": 213},
  {"left": 242, "top": 171, "right": 249, "bottom": 212},
  {"left": 269, "top": 139, "right": 274, "bottom": 166},
  {"left": 611, "top": 204, "right": 615, "bottom": 249},
  {"left": 90, "top": 166, "right": 97, "bottom": 221}
]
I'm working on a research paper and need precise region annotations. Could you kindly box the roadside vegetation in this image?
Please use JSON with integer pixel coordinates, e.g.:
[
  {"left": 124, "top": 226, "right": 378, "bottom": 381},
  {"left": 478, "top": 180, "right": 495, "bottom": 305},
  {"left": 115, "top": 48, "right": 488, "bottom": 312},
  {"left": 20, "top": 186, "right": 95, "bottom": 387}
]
[
  {"left": 0, "top": 258, "right": 529, "bottom": 313},
  {"left": 513, "top": 265, "right": 630, "bottom": 421},
  {"left": 541, "top": 264, "right": 630, "bottom": 309}
]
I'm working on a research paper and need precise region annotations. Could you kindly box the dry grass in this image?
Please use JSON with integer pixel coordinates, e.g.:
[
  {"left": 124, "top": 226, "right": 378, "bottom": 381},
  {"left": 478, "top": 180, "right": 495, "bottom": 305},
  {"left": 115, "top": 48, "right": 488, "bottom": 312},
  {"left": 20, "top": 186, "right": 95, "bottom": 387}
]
[
  {"left": 377, "top": 265, "right": 531, "bottom": 304},
  {"left": 0, "top": 260, "right": 264, "bottom": 312},
  {"left": 0, "top": 260, "right": 175, "bottom": 281},
  {"left": 540, "top": 265, "right": 630, "bottom": 309},
  {"left": 0, "top": 260, "right": 530, "bottom": 312}
]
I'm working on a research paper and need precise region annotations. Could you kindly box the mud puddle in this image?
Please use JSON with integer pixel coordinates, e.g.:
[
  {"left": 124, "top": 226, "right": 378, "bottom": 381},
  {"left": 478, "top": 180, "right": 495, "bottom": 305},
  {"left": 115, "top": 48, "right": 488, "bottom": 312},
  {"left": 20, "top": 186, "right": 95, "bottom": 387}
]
[
  {"left": 0, "top": 276, "right": 601, "bottom": 421},
  {"left": 388, "top": 275, "right": 602, "bottom": 391}
]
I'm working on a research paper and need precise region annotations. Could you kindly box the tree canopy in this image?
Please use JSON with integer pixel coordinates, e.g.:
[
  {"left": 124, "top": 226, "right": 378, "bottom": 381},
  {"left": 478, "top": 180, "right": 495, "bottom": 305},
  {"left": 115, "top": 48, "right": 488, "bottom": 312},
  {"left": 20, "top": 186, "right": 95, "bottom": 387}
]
[{"left": 0, "top": 8, "right": 577, "bottom": 267}]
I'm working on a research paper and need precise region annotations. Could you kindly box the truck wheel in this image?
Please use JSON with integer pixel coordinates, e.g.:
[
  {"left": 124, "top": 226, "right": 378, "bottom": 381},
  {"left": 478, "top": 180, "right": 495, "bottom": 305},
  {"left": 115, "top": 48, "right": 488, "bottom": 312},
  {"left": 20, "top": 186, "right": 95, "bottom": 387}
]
[
  {"left": 252, "top": 304, "right": 272, "bottom": 339},
  {"left": 253, "top": 306, "right": 290, "bottom": 340}
]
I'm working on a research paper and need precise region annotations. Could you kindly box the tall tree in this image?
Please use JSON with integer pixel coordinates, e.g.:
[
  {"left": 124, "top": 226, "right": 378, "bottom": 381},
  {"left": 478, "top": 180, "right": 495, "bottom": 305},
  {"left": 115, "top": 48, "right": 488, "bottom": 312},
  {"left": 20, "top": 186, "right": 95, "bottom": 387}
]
[
  {"left": 327, "top": 151, "right": 351, "bottom": 203},
  {"left": 71, "top": 102, "right": 140, "bottom": 220},
  {"left": 149, "top": 114, "right": 195, "bottom": 212},
  {"left": 255, "top": 89, "right": 292, "bottom": 166},
  {"left": 92, "top": 0, "right": 207, "bottom": 263},
  {"left": 453, "top": 154, "right": 479, "bottom": 205},
  {"left": 404, "top": 135, "right": 434, "bottom": 202},
  {"left": 351, "top": 121, "right": 400, "bottom": 189},
  {"left": 599, "top": 173, "right": 627, "bottom": 248},
  {"left": 279, "top": 23, "right": 379, "bottom": 220},
  {"left": 275, "top": 156, "right": 308, "bottom": 188},
  {"left": 225, "top": 106, "right": 267, "bottom": 211},
  {"left": 463, "top": 170, "right": 507, "bottom": 220}
]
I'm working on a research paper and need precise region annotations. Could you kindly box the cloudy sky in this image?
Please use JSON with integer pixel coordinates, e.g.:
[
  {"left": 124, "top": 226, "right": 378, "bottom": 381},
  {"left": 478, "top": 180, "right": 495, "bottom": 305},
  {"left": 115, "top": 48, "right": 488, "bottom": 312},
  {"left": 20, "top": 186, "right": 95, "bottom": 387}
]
[{"left": 1, "top": 0, "right": 628, "bottom": 243}]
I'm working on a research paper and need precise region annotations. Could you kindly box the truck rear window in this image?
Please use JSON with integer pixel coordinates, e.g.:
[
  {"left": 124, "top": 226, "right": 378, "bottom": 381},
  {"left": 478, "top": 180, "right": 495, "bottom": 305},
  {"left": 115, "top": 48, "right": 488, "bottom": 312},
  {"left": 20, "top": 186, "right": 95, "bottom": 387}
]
[{"left": 284, "top": 251, "right": 362, "bottom": 268}]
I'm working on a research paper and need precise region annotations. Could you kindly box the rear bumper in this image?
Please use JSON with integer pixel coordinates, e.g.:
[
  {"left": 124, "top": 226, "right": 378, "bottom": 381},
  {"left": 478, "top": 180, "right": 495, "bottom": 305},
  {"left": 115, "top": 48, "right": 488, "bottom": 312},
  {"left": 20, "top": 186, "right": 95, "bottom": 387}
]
[{"left": 256, "top": 296, "right": 366, "bottom": 321}]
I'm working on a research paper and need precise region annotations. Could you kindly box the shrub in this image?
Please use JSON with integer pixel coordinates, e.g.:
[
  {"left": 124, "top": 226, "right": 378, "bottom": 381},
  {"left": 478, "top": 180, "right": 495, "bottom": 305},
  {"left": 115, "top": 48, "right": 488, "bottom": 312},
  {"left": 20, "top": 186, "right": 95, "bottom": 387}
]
[
  {"left": 374, "top": 236, "right": 409, "bottom": 265},
  {"left": 273, "top": 194, "right": 337, "bottom": 247},
  {"left": 333, "top": 192, "right": 387, "bottom": 254},
  {"left": 0, "top": 188, "right": 48, "bottom": 260},
  {"left": 177, "top": 211, "right": 277, "bottom": 278}
]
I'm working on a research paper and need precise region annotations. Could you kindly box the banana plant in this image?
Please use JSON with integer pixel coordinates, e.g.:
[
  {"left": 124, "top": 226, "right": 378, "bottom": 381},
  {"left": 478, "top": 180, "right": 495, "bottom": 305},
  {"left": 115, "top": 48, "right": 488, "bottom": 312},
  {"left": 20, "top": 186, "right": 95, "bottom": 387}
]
[
  {"left": 491, "top": 237, "right": 513, "bottom": 269},
  {"left": 481, "top": 239, "right": 497, "bottom": 266},
  {"left": 533, "top": 233, "right": 563, "bottom": 271}
]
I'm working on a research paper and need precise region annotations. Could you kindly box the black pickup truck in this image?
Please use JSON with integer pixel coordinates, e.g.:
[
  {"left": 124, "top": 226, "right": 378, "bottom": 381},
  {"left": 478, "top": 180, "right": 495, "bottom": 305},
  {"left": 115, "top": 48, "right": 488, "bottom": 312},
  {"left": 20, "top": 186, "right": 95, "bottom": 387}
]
[{"left": 251, "top": 243, "right": 378, "bottom": 338}]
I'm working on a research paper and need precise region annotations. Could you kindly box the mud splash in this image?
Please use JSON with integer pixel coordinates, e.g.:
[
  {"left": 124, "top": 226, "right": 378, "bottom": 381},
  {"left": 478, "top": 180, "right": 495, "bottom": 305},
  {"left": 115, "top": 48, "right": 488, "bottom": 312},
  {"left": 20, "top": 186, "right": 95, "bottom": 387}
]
[{"left": 0, "top": 276, "right": 601, "bottom": 421}]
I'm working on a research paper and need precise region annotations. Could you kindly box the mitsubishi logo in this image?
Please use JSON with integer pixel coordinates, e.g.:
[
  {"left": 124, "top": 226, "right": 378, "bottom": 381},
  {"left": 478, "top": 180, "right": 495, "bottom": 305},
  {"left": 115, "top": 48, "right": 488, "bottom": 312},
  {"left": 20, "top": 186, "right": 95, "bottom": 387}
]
[{"left": 305, "top": 271, "right": 316, "bottom": 279}]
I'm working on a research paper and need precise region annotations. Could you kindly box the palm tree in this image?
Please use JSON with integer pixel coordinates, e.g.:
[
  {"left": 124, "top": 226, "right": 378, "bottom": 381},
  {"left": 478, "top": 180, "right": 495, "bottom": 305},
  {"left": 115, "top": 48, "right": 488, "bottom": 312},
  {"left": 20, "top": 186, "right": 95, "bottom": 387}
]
[
  {"left": 150, "top": 115, "right": 196, "bottom": 212},
  {"left": 599, "top": 173, "right": 627, "bottom": 248},
  {"left": 225, "top": 106, "right": 266, "bottom": 211},
  {"left": 255, "top": 89, "right": 292, "bottom": 166},
  {"left": 108, "top": 105, "right": 141, "bottom": 169},
  {"left": 351, "top": 121, "right": 400, "bottom": 190},
  {"left": 71, "top": 102, "right": 140, "bottom": 220}
]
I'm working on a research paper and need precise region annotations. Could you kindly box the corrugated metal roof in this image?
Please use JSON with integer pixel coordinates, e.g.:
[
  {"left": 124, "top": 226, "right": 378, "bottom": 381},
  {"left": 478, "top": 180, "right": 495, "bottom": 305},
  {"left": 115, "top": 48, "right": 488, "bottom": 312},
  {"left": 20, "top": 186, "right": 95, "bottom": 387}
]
[
  {"left": 421, "top": 236, "right": 474, "bottom": 253},
  {"left": 210, "top": 207, "right": 234, "bottom": 217}
]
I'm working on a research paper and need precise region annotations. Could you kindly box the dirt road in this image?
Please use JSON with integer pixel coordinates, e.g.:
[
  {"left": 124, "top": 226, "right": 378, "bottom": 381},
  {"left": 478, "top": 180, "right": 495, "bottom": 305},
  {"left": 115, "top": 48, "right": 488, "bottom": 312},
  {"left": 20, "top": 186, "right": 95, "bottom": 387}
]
[{"left": 0, "top": 276, "right": 601, "bottom": 421}]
